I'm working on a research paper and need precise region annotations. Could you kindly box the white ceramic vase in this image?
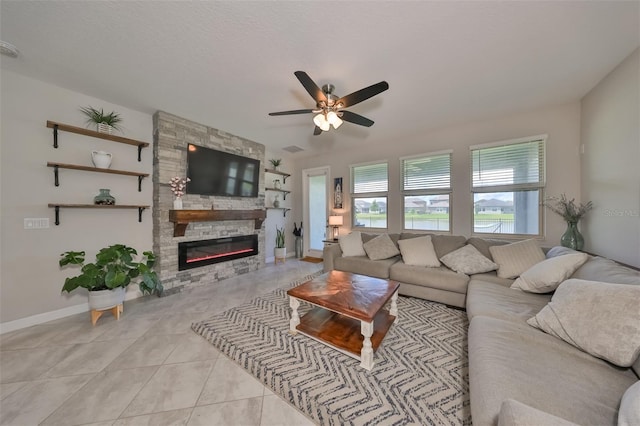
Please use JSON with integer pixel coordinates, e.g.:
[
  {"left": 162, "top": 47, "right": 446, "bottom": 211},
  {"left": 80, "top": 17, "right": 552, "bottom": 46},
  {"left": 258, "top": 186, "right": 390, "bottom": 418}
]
[
  {"left": 173, "top": 197, "right": 183, "bottom": 209},
  {"left": 91, "top": 150, "right": 112, "bottom": 169}
]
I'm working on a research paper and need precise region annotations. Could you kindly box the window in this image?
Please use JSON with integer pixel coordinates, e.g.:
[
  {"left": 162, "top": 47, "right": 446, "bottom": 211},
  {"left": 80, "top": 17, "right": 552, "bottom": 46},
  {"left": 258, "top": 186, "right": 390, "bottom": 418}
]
[
  {"left": 470, "top": 135, "right": 546, "bottom": 237},
  {"left": 351, "top": 161, "right": 388, "bottom": 229},
  {"left": 401, "top": 151, "right": 452, "bottom": 232}
]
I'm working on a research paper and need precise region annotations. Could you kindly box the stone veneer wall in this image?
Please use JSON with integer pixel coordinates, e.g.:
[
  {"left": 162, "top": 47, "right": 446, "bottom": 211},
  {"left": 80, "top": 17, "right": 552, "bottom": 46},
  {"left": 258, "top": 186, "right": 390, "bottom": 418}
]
[{"left": 153, "top": 111, "right": 266, "bottom": 295}]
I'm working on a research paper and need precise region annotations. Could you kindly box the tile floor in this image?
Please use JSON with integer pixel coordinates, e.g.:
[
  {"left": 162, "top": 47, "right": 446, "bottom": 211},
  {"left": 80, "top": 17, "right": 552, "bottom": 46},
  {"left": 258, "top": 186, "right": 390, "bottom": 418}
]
[{"left": 0, "top": 260, "right": 323, "bottom": 426}]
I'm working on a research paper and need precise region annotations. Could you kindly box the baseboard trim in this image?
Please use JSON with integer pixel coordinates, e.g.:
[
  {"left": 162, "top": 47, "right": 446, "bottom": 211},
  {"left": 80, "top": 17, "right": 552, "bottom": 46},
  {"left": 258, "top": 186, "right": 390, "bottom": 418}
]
[{"left": 0, "top": 291, "right": 143, "bottom": 335}]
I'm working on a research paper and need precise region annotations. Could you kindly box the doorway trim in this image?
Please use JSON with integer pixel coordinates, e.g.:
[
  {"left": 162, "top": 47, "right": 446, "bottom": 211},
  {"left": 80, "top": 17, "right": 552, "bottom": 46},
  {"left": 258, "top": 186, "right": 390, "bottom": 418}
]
[{"left": 302, "top": 165, "right": 331, "bottom": 258}]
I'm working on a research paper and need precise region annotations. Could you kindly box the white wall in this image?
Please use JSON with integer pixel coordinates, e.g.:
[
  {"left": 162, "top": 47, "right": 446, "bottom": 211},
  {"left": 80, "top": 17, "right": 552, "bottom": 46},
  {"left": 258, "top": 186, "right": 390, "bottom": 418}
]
[
  {"left": 263, "top": 150, "right": 296, "bottom": 263},
  {"left": 581, "top": 48, "right": 640, "bottom": 267},
  {"left": 0, "top": 70, "right": 153, "bottom": 329},
  {"left": 292, "top": 102, "right": 582, "bottom": 246}
]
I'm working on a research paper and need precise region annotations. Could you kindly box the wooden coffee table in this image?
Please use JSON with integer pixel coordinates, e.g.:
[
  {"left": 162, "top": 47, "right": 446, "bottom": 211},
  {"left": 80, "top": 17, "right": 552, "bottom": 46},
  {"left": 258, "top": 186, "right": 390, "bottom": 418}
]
[{"left": 287, "top": 271, "right": 399, "bottom": 370}]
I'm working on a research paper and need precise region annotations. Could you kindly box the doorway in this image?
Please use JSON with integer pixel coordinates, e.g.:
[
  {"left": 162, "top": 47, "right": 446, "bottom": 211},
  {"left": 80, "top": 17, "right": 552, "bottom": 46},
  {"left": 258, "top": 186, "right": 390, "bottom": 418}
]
[{"left": 302, "top": 166, "right": 330, "bottom": 258}]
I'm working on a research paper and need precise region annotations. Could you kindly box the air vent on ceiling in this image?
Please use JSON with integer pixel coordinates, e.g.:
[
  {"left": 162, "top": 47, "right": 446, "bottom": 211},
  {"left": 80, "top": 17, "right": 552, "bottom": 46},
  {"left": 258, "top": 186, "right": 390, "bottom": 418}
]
[{"left": 282, "top": 145, "right": 304, "bottom": 153}]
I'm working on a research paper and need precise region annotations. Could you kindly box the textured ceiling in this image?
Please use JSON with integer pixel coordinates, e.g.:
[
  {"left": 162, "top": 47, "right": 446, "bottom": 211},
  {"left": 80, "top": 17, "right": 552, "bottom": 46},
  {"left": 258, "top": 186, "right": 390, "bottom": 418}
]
[{"left": 1, "top": 1, "right": 638, "bottom": 157}]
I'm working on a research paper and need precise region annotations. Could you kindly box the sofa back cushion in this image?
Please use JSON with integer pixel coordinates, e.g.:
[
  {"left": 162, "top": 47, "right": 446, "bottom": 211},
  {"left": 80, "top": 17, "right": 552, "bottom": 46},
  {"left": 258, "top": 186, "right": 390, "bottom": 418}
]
[
  {"left": 400, "top": 233, "right": 466, "bottom": 259},
  {"left": 489, "top": 239, "right": 546, "bottom": 279},
  {"left": 467, "top": 237, "right": 510, "bottom": 261}
]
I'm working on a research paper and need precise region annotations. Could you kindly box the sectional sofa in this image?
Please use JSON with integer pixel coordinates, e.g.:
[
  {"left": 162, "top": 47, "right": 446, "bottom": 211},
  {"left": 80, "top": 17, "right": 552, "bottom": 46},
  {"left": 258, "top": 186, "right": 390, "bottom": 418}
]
[{"left": 323, "top": 232, "right": 640, "bottom": 425}]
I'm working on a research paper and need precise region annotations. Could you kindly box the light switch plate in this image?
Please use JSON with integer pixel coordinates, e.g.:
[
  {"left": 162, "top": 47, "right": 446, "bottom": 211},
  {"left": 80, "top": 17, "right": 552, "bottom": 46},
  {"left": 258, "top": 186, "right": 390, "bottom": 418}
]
[{"left": 24, "top": 218, "right": 50, "bottom": 229}]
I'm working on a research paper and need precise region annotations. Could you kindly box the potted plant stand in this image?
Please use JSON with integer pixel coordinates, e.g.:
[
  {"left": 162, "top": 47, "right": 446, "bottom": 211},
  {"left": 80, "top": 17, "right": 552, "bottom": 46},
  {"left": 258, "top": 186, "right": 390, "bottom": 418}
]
[{"left": 88, "top": 287, "right": 125, "bottom": 326}]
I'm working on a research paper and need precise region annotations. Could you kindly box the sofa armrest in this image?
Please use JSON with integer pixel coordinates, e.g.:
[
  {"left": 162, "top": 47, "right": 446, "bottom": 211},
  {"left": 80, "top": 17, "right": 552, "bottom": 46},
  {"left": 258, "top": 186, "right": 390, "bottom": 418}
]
[
  {"left": 498, "top": 399, "right": 579, "bottom": 426},
  {"left": 323, "top": 243, "right": 343, "bottom": 272}
]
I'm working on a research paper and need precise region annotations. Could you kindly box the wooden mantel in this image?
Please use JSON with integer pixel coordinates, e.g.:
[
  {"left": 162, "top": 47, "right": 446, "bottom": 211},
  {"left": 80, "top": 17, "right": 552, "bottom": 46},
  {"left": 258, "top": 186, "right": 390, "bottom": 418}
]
[{"left": 169, "top": 209, "right": 266, "bottom": 237}]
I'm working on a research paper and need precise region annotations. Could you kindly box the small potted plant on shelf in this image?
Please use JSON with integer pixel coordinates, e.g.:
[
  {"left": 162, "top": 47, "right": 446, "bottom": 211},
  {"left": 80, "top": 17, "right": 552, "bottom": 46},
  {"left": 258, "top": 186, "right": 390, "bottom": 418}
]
[
  {"left": 269, "top": 158, "right": 282, "bottom": 171},
  {"left": 274, "top": 226, "right": 286, "bottom": 263},
  {"left": 59, "top": 244, "right": 163, "bottom": 315},
  {"left": 79, "top": 106, "right": 123, "bottom": 134}
]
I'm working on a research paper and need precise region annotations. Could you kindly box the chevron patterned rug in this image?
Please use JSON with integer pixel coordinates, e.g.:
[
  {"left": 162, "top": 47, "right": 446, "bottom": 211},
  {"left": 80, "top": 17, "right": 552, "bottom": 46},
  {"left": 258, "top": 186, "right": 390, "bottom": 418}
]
[{"left": 192, "top": 273, "right": 471, "bottom": 425}]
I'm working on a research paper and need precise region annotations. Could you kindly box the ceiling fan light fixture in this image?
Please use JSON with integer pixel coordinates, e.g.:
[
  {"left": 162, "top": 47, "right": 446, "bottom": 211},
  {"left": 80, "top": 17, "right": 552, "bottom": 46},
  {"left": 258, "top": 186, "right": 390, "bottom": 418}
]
[
  {"left": 327, "top": 111, "right": 343, "bottom": 129},
  {"left": 313, "top": 113, "right": 330, "bottom": 131}
]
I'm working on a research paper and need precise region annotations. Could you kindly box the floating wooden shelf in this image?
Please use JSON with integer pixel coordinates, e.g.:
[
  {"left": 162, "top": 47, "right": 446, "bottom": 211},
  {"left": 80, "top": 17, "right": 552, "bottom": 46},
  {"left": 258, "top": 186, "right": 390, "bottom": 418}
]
[
  {"left": 169, "top": 209, "right": 267, "bottom": 237},
  {"left": 266, "top": 207, "right": 291, "bottom": 217},
  {"left": 48, "top": 204, "right": 150, "bottom": 225},
  {"left": 265, "top": 168, "right": 291, "bottom": 183},
  {"left": 47, "top": 162, "right": 149, "bottom": 191},
  {"left": 265, "top": 187, "right": 290, "bottom": 200},
  {"left": 47, "top": 120, "right": 150, "bottom": 161}
]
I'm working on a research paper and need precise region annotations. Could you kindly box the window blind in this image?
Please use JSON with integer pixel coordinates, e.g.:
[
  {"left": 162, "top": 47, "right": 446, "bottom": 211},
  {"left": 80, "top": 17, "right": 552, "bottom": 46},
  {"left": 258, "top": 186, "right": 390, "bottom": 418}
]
[
  {"left": 352, "top": 162, "right": 388, "bottom": 194},
  {"left": 402, "top": 153, "right": 451, "bottom": 191},
  {"left": 471, "top": 139, "right": 545, "bottom": 190}
]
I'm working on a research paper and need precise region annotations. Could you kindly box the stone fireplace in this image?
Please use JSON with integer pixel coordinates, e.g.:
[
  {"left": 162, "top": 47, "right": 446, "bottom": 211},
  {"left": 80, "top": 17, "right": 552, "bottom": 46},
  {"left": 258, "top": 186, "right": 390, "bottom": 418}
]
[{"left": 152, "top": 111, "right": 266, "bottom": 295}]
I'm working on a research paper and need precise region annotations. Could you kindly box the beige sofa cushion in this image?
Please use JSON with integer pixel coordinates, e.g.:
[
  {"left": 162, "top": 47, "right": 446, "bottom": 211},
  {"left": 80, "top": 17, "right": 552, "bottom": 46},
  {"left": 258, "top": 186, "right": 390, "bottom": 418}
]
[
  {"left": 528, "top": 279, "right": 640, "bottom": 367},
  {"left": 400, "top": 233, "right": 467, "bottom": 258},
  {"left": 618, "top": 381, "right": 640, "bottom": 426},
  {"left": 338, "top": 231, "right": 366, "bottom": 257},
  {"left": 441, "top": 244, "right": 498, "bottom": 275},
  {"left": 498, "top": 399, "right": 579, "bottom": 426},
  {"left": 511, "top": 252, "right": 589, "bottom": 293},
  {"left": 468, "top": 316, "right": 638, "bottom": 426},
  {"left": 466, "top": 280, "right": 550, "bottom": 322},
  {"left": 489, "top": 239, "right": 546, "bottom": 279},
  {"left": 467, "top": 237, "right": 510, "bottom": 261},
  {"left": 334, "top": 255, "right": 399, "bottom": 279},
  {"left": 390, "top": 262, "right": 470, "bottom": 294},
  {"left": 397, "top": 236, "right": 440, "bottom": 267},
  {"left": 363, "top": 234, "right": 400, "bottom": 260}
]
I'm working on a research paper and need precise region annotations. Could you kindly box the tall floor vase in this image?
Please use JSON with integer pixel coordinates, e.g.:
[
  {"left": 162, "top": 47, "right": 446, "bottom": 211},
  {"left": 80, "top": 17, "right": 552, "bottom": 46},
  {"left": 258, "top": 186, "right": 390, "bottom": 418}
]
[{"left": 560, "top": 221, "right": 584, "bottom": 251}]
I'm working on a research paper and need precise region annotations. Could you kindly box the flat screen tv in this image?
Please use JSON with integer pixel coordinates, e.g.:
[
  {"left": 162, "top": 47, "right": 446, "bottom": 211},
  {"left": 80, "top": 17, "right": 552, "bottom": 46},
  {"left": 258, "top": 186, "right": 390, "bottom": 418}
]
[{"left": 186, "top": 144, "right": 260, "bottom": 197}]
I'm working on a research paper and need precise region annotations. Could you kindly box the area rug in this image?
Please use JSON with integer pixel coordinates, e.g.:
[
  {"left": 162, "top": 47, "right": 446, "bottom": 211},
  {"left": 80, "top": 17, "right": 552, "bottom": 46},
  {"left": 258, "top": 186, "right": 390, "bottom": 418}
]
[
  {"left": 192, "top": 273, "right": 471, "bottom": 425},
  {"left": 300, "top": 256, "right": 324, "bottom": 263}
]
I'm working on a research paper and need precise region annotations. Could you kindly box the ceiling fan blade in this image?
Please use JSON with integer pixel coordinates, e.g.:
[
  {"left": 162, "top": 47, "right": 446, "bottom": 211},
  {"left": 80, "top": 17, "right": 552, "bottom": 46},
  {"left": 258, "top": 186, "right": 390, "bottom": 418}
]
[
  {"left": 340, "top": 110, "right": 375, "bottom": 127},
  {"left": 336, "top": 81, "right": 389, "bottom": 108},
  {"left": 268, "top": 109, "right": 315, "bottom": 116},
  {"left": 313, "top": 126, "right": 322, "bottom": 135},
  {"left": 294, "top": 71, "right": 327, "bottom": 104}
]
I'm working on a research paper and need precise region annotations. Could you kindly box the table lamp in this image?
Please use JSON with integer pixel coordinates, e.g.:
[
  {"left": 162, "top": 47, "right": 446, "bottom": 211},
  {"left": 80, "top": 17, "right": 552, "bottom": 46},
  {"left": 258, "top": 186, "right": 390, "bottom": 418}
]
[{"left": 328, "top": 215, "right": 343, "bottom": 240}]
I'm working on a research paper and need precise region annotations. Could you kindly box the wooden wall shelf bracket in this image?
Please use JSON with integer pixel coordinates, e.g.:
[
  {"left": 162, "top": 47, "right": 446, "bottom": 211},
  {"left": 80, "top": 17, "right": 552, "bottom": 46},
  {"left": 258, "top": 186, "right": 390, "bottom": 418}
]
[{"left": 168, "top": 209, "right": 267, "bottom": 237}]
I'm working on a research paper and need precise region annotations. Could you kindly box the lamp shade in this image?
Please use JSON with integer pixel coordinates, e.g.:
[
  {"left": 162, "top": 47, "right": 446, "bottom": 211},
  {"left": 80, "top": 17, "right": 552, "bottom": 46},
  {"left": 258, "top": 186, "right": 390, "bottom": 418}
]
[{"left": 328, "top": 215, "right": 343, "bottom": 226}]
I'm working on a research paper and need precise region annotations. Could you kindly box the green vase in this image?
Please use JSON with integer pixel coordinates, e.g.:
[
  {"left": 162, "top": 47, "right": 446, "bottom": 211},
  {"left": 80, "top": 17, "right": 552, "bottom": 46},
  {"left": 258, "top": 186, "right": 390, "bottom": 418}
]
[
  {"left": 560, "top": 221, "right": 584, "bottom": 251},
  {"left": 94, "top": 188, "right": 116, "bottom": 205}
]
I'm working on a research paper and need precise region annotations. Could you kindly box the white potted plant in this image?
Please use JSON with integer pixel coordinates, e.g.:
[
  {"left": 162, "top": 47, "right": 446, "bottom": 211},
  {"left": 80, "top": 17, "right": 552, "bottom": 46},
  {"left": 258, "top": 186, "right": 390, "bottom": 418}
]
[
  {"left": 274, "top": 226, "right": 286, "bottom": 262},
  {"left": 59, "top": 244, "right": 162, "bottom": 313},
  {"left": 79, "top": 106, "right": 123, "bottom": 134}
]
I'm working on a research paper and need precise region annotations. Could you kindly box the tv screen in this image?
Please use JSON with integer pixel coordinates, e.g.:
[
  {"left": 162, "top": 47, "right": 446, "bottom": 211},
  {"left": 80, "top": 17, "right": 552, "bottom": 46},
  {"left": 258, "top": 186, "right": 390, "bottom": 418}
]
[{"left": 186, "top": 144, "right": 260, "bottom": 197}]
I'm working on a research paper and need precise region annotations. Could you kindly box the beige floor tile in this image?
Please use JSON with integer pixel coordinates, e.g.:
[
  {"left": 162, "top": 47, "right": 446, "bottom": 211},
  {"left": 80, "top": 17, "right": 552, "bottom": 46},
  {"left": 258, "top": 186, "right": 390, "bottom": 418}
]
[
  {"left": 93, "top": 315, "right": 158, "bottom": 342},
  {"left": 44, "top": 339, "right": 137, "bottom": 378},
  {"left": 0, "top": 324, "right": 61, "bottom": 350},
  {"left": 144, "top": 313, "right": 210, "bottom": 336},
  {"left": 0, "top": 381, "right": 27, "bottom": 400},
  {"left": 0, "top": 345, "right": 74, "bottom": 383},
  {"left": 42, "top": 366, "right": 158, "bottom": 425},
  {"left": 164, "top": 332, "right": 220, "bottom": 364},
  {"left": 112, "top": 408, "right": 192, "bottom": 426},
  {"left": 44, "top": 319, "right": 117, "bottom": 346},
  {"left": 0, "top": 374, "right": 93, "bottom": 426},
  {"left": 121, "top": 360, "right": 214, "bottom": 417},
  {"left": 106, "top": 334, "right": 182, "bottom": 370},
  {"left": 260, "top": 394, "right": 316, "bottom": 426},
  {"left": 188, "top": 398, "right": 262, "bottom": 426},
  {"left": 263, "top": 386, "right": 274, "bottom": 396},
  {"left": 198, "top": 356, "right": 264, "bottom": 405},
  {"left": 80, "top": 421, "right": 115, "bottom": 426}
]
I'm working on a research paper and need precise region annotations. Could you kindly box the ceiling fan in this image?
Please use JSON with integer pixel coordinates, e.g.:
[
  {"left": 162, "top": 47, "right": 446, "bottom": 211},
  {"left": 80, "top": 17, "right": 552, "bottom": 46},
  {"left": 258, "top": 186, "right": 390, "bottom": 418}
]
[{"left": 269, "top": 71, "right": 389, "bottom": 135}]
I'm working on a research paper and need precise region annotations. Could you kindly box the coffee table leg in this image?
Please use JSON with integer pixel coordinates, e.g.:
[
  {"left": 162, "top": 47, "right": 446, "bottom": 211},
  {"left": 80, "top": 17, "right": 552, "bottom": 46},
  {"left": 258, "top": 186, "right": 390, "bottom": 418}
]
[
  {"left": 390, "top": 290, "right": 399, "bottom": 324},
  {"left": 360, "top": 321, "right": 374, "bottom": 370},
  {"left": 289, "top": 297, "right": 300, "bottom": 334}
]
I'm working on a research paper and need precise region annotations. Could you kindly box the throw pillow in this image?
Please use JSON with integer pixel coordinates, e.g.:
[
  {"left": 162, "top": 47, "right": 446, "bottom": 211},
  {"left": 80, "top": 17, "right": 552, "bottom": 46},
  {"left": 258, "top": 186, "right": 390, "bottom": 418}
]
[
  {"left": 363, "top": 234, "right": 400, "bottom": 261},
  {"left": 489, "top": 239, "right": 546, "bottom": 279},
  {"left": 619, "top": 381, "right": 640, "bottom": 426},
  {"left": 527, "top": 278, "right": 640, "bottom": 367},
  {"left": 440, "top": 244, "right": 498, "bottom": 275},
  {"left": 511, "top": 252, "right": 589, "bottom": 293},
  {"left": 338, "top": 231, "right": 366, "bottom": 257},
  {"left": 397, "top": 235, "right": 440, "bottom": 267}
]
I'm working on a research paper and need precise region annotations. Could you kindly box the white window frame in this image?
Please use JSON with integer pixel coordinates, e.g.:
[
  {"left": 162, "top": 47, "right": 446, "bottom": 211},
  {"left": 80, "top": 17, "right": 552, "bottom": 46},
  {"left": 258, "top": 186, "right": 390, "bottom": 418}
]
[
  {"left": 350, "top": 160, "right": 389, "bottom": 230},
  {"left": 400, "top": 150, "right": 453, "bottom": 233},
  {"left": 470, "top": 134, "right": 547, "bottom": 239}
]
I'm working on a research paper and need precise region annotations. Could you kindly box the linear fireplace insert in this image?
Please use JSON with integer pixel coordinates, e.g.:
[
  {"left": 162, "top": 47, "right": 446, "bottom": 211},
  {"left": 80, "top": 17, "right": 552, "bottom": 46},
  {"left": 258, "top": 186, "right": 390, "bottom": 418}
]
[{"left": 178, "top": 235, "right": 259, "bottom": 271}]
